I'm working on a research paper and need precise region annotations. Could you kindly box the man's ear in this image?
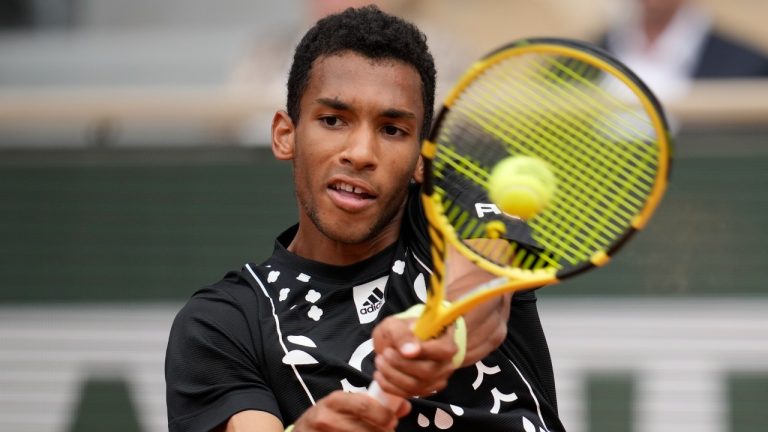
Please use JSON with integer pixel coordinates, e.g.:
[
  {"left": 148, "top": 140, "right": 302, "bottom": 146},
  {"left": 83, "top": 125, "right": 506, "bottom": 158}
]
[
  {"left": 412, "top": 154, "right": 424, "bottom": 184},
  {"left": 272, "top": 110, "right": 295, "bottom": 160}
]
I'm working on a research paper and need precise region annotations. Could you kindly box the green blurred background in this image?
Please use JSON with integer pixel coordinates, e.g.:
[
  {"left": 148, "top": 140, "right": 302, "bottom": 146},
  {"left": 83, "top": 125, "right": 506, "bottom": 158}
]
[{"left": 2, "top": 128, "right": 767, "bottom": 302}]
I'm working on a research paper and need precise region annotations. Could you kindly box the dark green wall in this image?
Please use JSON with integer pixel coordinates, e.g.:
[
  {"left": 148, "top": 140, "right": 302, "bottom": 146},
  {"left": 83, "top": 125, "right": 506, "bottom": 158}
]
[
  {"left": 0, "top": 148, "right": 296, "bottom": 302},
  {"left": 551, "top": 146, "right": 768, "bottom": 297},
  {"left": 2, "top": 129, "right": 767, "bottom": 302}
]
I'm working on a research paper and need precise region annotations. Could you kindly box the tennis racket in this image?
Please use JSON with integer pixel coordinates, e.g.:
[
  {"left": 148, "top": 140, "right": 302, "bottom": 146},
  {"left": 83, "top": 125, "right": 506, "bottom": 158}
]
[{"left": 369, "top": 37, "right": 671, "bottom": 402}]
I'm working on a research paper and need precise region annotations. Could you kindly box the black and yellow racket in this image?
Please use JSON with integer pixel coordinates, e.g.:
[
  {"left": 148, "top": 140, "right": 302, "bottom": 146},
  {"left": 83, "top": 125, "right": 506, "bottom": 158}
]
[{"left": 369, "top": 37, "right": 671, "bottom": 402}]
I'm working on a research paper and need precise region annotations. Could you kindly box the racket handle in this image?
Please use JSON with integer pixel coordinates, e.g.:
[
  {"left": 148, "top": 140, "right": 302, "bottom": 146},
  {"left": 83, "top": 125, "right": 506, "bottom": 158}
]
[{"left": 367, "top": 380, "right": 402, "bottom": 410}]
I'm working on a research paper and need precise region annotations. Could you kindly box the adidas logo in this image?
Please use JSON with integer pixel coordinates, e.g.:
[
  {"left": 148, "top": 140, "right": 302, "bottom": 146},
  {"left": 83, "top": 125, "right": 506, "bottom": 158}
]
[
  {"left": 360, "top": 288, "right": 384, "bottom": 315},
  {"left": 352, "top": 276, "right": 388, "bottom": 324}
]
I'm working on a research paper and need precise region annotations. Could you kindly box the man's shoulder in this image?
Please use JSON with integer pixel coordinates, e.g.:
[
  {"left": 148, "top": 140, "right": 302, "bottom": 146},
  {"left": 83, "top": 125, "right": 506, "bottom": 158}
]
[
  {"left": 174, "top": 265, "right": 270, "bottom": 324},
  {"left": 189, "top": 267, "right": 254, "bottom": 301}
]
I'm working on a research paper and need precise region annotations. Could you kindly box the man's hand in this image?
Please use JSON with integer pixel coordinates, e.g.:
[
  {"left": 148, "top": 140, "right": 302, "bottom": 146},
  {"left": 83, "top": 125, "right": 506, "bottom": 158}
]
[
  {"left": 371, "top": 242, "right": 513, "bottom": 399},
  {"left": 371, "top": 314, "right": 459, "bottom": 397},
  {"left": 222, "top": 391, "right": 409, "bottom": 432},
  {"left": 293, "top": 391, "right": 410, "bottom": 432}
]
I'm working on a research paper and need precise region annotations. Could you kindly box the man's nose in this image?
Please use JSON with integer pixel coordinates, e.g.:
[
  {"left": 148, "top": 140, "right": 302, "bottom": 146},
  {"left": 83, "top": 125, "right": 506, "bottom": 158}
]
[{"left": 340, "top": 125, "right": 378, "bottom": 170}]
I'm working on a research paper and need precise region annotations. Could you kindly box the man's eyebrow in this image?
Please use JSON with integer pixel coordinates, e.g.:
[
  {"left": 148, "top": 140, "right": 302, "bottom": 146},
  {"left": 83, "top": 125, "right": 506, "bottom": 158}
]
[
  {"left": 316, "top": 97, "right": 416, "bottom": 120},
  {"left": 316, "top": 97, "right": 351, "bottom": 111},
  {"left": 380, "top": 108, "right": 417, "bottom": 120}
]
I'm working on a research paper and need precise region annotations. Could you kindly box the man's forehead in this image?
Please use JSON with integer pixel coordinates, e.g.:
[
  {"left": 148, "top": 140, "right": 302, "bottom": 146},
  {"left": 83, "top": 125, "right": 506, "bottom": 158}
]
[
  {"left": 310, "top": 51, "right": 422, "bottom": 86},
  {"left": 317, "top": 50, "right": 413, "bottom": 67},
  {"left": 304, "top": 52, "right": 424, "bottom": 110}
]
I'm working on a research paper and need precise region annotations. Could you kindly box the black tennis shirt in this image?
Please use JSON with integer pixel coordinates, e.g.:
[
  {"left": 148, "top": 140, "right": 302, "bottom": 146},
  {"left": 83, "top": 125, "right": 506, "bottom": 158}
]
[{"left": 165, "top": 185, "right": 565, "bottom": 432}]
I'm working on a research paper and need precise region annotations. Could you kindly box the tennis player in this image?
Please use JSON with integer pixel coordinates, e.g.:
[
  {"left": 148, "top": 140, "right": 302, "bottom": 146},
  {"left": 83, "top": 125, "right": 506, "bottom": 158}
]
[{"left": 165, "top": 6, "right": 565, "bottom": 432}]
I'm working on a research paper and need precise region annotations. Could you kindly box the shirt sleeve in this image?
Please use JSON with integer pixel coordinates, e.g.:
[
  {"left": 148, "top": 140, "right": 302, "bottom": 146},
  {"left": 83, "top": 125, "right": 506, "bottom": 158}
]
[
  {"left": 165, "top": 283, "right": 281, "bottom": 432},
  {"left": 503, "top": 289, "right": 560, "bottom": 412}
]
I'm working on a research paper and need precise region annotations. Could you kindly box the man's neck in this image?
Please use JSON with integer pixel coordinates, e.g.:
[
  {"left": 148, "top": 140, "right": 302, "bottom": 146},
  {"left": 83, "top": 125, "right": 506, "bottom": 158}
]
[{"left": 287, "top": 218, "right": 402, "bottom": 266}]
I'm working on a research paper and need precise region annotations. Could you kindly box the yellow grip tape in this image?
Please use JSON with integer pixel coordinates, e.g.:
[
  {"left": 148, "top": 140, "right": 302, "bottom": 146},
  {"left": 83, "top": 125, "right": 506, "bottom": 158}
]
[{"left": 394, "top": 303, "right": 467, "bottom": 368}]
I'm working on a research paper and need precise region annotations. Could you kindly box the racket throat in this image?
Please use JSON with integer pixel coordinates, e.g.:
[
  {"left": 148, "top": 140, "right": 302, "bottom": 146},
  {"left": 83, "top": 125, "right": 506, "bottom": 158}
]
[{"left": 412, "top": 301, "right": 455, "bottom": 340}]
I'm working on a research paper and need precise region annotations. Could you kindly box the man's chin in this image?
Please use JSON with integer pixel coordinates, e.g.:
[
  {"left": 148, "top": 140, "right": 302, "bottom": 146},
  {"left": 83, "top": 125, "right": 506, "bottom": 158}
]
[
  {"left": 321, "top": 226, "right": 375, "bottom": 245},
  {"left": 308, "top": 198, "right": 405, "bottom": 246}
]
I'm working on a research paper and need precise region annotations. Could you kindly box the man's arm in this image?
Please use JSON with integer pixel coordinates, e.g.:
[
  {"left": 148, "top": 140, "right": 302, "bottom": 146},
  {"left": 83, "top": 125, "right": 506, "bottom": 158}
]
[
  {"left": 218, "top": 410, "right": 282, "bottom": 432},
  {"left": 166, "top": 283, "right": 285, "bottom": 432},
  {"left": 443, "top": 243, "right": 512, "bottom": 365},
  {"left": 219, "top": 392, "right": 410, "bottom": 432}
]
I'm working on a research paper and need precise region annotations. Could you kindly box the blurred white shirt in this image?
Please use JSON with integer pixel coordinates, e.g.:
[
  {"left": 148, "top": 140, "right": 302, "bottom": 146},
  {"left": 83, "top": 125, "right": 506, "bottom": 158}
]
[{"left": 606, "top": 3, "right": 711, "bottom": 101}]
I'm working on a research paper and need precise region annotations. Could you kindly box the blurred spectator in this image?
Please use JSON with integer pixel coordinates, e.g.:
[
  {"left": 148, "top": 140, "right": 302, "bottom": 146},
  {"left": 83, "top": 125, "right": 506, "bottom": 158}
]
[{"left": 598, "top": 0, "right": 768, "bottom": 101}]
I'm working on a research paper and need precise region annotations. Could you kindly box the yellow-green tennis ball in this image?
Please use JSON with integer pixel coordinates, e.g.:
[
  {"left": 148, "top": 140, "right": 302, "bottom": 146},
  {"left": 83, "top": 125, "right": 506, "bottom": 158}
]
[
  {"left": 487, "top": 156, "right": 556, "bottom": 220},
  {"left": 490, "top": 175, "right": 548, "bottom": 220}
]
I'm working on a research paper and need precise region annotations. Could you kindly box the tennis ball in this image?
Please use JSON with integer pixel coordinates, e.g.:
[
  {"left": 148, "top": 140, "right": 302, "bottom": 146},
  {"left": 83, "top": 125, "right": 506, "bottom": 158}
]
[{"left": 487, "top": 156, "right": 556, "bottom": 220}]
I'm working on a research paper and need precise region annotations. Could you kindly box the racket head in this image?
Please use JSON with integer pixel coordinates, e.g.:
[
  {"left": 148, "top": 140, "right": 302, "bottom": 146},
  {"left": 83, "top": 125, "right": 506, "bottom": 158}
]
[{"left": 415, "top": 38, "right": 672, "bottom": 338}]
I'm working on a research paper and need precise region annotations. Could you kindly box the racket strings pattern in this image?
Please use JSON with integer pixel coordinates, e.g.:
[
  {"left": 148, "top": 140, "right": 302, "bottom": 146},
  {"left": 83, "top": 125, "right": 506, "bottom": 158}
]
[
  {"left": 428, "top": 41, "right": 668, "bottom": 276},
  {"left": 427, "top": 150, "right": 553, "bottom": 271},
  {"left": 369, "top": 39, "right": 670, "bottom": 407}
]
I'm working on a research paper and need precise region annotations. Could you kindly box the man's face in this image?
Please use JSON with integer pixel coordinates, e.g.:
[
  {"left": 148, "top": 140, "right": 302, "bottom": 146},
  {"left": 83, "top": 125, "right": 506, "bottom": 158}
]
[{"left": 287, "top": 51, "right": 425, "bottom": 245}]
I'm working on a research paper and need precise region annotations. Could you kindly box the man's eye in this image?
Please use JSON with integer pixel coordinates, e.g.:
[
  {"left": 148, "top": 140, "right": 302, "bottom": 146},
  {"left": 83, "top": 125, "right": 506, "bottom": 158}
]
[
  {"left": 321, "top": 116, "right": 340, "bottom": 127},
  {"left": 383, "top": 125, "right": 404, "bottom": 136}
]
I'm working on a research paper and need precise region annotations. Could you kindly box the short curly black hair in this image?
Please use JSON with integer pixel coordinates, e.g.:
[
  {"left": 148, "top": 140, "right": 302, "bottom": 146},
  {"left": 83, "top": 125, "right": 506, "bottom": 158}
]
[{"left": 286, "top": 5, "right": 436, "bottom": 139}]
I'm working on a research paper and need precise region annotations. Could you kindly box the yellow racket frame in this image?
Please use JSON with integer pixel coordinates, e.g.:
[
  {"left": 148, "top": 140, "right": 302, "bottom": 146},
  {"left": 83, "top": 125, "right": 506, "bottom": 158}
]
[{"left": 413, "top": 40, "right": 672, "bottom": 340}]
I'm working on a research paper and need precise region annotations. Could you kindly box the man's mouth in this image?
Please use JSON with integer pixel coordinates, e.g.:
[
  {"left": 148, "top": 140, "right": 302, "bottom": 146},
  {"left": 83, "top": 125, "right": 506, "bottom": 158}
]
[{"left": 329, "top": 181, "right": 375, "bottom": 200}]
